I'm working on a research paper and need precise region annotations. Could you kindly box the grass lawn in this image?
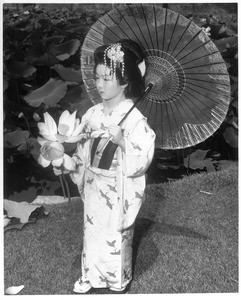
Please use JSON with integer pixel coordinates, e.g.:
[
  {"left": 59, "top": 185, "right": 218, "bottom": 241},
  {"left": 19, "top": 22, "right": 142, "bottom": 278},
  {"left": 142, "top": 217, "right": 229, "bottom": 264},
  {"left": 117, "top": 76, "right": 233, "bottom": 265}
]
[{"left": 4, "top": 162, "right": 238, "bottom": 295}]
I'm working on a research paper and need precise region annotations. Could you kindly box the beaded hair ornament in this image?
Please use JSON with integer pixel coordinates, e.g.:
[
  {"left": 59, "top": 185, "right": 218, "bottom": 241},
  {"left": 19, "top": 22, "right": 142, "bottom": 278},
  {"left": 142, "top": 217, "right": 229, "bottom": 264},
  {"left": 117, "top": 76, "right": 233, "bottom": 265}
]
[
  {"left": 104, "top": 43, "right": 125, "bottom": 78},
  {"left": 103, "top": 42, "right": 146, "bottom": 79}
]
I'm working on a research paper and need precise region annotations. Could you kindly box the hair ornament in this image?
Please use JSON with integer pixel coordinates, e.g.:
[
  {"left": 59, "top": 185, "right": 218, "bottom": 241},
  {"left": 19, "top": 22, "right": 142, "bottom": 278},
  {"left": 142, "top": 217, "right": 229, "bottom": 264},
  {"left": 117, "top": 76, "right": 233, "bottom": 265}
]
[
  {"left": 138, "top": 60, "right": 146, "bottom": 77},
  {"left": 104, "top": 43, "right": 125, "bottom": 78}
]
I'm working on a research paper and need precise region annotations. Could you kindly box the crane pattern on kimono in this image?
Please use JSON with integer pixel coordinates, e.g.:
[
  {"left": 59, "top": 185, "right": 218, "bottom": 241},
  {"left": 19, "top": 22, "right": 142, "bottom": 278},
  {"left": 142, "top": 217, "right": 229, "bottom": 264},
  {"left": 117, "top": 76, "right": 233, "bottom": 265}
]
[
  {"left": 107, "top": 184, "right": 117, "bottom": 193},
  {"left": 87, "top": 177, "right": 94, "bottom": 185},
  {"left": 107, "top": 239, "right": 121, "bottom": 255},
  {"left": 100, "top": 189, "right": 114, "bottom": 210},
  {"left": 107, "top": 240, "right": 116, "bottom": 247},
  {"left": 131, "top": 141, "right": 142, "bottom": 151},
  {"left": 99, "top": 275, "right": 117, "bottom": 287},
  {"left": 110, "top": 249, "right": 121, "bottom": 255},
  {"left": 132, "top": 167, "right": 144, "bottom": 176},
  {"left": 107, "top": 270, "right": 117, "bottom": 278},
  {"left": 123, "top": 199, "right": 132, "bottom": 214},
  {"left": 122, "top": 192, "right": 143, "bottom": 214},
  {"left": 86, "top": 214, "right": 94, "bottom": 225},
  {"left": 105, "top": 111, "right": 126, "bottom": 119}
]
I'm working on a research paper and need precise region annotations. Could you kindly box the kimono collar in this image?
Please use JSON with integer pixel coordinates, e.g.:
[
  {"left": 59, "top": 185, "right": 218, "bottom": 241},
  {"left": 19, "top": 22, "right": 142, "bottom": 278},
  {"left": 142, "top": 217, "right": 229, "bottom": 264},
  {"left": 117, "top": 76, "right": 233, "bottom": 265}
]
[{"left": 102, "top": 98, "right": 134, "bottom": 117}]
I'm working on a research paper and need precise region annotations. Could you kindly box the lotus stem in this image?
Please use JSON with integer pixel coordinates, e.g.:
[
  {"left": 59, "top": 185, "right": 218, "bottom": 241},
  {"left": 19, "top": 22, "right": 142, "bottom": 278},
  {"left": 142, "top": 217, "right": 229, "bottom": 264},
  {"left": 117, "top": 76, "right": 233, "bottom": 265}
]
[
  {"left": 62, "top": 173, "right": 71, "bottom": 202},
  {"left": 59, "top": 174, "right": 67, "bottom": 200}
]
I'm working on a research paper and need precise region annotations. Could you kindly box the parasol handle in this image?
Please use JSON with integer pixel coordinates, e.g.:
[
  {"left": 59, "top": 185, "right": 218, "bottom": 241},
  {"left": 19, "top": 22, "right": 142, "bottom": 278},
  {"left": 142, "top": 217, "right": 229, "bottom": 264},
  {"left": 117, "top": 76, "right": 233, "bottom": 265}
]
[
  {"left": 117, "top": 82, "right": 153, "bottom": 126},
  {"left": 97, "top": 82, "right": 153, "bottom": 154}
]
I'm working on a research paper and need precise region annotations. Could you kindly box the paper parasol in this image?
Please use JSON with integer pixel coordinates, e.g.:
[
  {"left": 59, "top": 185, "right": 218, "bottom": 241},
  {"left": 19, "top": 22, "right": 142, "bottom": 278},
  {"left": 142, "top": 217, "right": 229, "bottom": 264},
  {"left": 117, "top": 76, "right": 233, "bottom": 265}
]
[{"left": 80, "top": 4, "right": 230, "bottom": 149}]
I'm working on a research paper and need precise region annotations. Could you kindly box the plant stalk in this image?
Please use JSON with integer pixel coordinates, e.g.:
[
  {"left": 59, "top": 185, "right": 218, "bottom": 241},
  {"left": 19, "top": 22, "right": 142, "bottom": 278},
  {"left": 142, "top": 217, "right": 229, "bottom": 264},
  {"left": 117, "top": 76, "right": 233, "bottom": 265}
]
[
  {"left": 62, "top": 173, "right": 71, "bottom": 202},
  {"left": 59, "top": 174, "right": 67, "bottom": 200}
]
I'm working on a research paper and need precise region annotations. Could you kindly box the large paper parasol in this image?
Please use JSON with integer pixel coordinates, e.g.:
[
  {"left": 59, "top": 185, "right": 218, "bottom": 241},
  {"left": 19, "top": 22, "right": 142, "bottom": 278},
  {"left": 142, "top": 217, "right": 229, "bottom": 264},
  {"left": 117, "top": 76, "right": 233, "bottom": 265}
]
[{"left": 81, "top": 4, "right": 230, "bottom": 149}]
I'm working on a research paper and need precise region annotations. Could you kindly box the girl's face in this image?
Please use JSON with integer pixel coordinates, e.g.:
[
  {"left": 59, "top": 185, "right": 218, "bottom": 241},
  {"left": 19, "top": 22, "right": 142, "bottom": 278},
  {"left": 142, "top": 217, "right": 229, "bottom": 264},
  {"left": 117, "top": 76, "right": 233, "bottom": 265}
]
[{"left": 95, "top": 64, "right": 126, "bottom": 102}]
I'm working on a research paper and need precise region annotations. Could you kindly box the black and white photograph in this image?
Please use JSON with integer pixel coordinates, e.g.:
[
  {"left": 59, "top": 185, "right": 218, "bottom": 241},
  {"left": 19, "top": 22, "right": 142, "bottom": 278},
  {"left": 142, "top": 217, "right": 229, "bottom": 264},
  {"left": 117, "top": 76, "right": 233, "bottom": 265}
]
[{"left": 1, "top": 1, "right": 239, "bottom": 298}]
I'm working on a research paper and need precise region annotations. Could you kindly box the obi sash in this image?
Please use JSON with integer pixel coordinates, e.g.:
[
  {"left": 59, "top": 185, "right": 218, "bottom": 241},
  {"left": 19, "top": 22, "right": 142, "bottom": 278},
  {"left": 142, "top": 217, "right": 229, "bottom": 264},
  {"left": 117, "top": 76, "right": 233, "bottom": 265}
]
[{"left": 90, "top": 137, "right": 118, "bottom": 170}]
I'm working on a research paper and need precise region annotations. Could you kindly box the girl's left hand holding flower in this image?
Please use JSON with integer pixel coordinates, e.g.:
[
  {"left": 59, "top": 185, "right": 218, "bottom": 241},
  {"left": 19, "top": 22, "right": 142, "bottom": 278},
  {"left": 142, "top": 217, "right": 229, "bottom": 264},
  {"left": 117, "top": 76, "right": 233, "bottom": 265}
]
[{"left": 53, "top": 166, "right": 71, "bottom": 176}]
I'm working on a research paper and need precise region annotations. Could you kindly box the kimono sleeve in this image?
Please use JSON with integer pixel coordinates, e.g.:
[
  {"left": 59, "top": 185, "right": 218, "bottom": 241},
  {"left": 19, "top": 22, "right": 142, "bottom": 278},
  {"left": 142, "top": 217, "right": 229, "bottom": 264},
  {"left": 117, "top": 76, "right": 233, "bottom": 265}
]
[
  {"left": 69, "top": 139, "right": 91, "bottom": 198},
  {"left": 69, "top": 107, "right": 94, "bottom": 197},
  {"left": 122, "top": 118, "right": 155, "bottom": 177}
]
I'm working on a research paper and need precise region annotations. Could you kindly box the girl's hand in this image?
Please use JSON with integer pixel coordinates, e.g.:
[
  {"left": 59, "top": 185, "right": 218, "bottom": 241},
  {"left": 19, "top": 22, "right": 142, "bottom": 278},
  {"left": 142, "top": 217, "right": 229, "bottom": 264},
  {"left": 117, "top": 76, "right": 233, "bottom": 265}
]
[
  {"left": 108, "top": 124, "right": 125, "bottom": 152},
  {"left": 53, "top": 166, "right": 62, "bottom": 176},
  {"left": 108, "top": 124, "right": 122, "bottom": 144},
  {"left": 53, "top": 166, "right": 71, "bottom": 176}
]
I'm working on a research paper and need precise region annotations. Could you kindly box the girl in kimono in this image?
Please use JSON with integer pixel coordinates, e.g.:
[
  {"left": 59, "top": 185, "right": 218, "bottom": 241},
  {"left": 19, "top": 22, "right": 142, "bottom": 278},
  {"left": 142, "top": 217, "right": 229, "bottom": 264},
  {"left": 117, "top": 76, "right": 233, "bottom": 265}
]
[{"left": 56, "top": 40, "right": 155, "bottom": 293}]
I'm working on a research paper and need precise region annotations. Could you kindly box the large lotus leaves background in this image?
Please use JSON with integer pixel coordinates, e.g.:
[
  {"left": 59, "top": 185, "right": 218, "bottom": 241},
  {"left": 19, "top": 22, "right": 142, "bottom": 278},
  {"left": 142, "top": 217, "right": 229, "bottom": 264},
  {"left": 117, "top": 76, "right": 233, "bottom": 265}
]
[{"left": 81, "top": 4, "right": 230, "bottom": 149}]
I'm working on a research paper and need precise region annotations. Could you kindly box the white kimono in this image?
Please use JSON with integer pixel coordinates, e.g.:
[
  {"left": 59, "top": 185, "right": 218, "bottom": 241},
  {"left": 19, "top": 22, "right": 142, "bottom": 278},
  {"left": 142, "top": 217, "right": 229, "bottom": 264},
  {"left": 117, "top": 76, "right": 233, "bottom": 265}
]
[{"left": 71, "top": 99, "right": 155, "bottom": 290}]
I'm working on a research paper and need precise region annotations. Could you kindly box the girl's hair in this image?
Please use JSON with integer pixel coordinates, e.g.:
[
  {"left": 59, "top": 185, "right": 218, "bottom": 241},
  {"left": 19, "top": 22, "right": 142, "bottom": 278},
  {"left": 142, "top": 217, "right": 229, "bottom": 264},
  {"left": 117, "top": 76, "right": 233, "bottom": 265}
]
[{"left": 93, "top": 39, "right": 145, "bottom": 98}]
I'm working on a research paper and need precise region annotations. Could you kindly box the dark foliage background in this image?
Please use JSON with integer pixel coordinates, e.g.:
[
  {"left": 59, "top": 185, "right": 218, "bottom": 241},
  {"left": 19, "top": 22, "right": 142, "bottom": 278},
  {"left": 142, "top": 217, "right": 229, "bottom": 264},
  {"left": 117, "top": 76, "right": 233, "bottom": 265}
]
[{"left": 2, "top": 3, "right": 238, "bottom": 201}]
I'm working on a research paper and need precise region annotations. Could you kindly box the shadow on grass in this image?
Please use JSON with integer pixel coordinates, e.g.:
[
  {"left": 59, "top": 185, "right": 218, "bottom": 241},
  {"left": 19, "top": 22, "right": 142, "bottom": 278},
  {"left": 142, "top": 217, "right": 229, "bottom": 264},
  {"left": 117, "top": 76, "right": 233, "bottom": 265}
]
[
  {"left": 154, "top": 222, "right": 209, "bottom": 240},
  {"left": 132, "top": 218, "right": 159, "bottom": 280},
  {"left": 72, "top": 253, "right": 82, "bottom": 270},
  {"left": 132, "top": 218, "right": 209, "bottom": 279}
]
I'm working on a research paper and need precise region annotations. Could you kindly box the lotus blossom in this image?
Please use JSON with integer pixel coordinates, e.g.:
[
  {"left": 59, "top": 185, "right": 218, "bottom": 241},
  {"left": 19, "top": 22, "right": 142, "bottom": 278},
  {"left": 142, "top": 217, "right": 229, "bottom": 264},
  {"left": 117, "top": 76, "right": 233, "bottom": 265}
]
[
  {"left": 38, "top": 140, "right": 76, "bottom": 171},
  {"left": 37, "top": 110, "right": 87, "bottom": 144},
  {"left": 37, "top": 110, "right": 88, "bottom": 170},
  {"left": 37, "top": 110, "right": 88, "bottom": 202}
]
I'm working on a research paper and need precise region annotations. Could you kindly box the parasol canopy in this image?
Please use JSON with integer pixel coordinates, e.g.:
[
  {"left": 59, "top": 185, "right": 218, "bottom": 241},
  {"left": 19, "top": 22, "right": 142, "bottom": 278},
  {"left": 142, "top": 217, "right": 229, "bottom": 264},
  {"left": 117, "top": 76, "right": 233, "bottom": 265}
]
[{"left": 81, "top": 4, "right": 231, "bottom": 149}]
